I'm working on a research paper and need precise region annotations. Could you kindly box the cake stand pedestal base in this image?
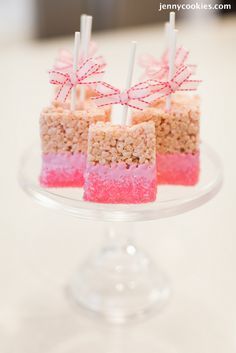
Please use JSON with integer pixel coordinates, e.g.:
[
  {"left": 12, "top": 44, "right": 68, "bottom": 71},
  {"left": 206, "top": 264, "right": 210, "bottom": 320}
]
[{"left": 69, "top": 222, "right": 170, "bottom": 323}]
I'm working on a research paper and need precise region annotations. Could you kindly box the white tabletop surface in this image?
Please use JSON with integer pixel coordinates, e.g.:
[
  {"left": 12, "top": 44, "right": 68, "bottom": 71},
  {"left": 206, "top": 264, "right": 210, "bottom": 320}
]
[{"left": 0, "top": 15, "right": 236, "bottom": 353}]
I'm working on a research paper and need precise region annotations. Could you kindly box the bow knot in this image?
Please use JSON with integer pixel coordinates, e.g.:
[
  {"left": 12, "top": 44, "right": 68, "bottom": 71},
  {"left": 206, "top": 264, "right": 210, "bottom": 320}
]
[
  {"left": 69, "top": 72, "right": 78, "bottom": 86},
  {"left": 168, "top": 79, "right": 180, "bottom": 93},
  {"left": 119, "top": 91, "right": 130, "bottom": 105}
]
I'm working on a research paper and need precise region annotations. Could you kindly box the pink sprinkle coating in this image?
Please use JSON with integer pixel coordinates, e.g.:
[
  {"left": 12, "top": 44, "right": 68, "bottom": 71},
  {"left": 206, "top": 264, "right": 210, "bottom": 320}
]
[
  {"left": 157, "top": 152, "right": 200, "bottom": 185},
  {"left": 40, "top": 152, "right": 86, "bottom": 187},
  {"left": 83, "top": 163, "right": 157, "bottom": 204}
]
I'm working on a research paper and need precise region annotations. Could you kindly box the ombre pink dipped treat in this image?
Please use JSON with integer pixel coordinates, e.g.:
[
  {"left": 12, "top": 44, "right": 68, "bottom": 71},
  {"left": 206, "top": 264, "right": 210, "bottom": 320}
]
[
  {"left": 83, "top": 121, "right": 157, "bottom": 204},
  {"left": 40, "top": 101, "right": 111, "bottom": 187},
  {"left": 132, "top": 94, "right": 200, "bottom": 186}
]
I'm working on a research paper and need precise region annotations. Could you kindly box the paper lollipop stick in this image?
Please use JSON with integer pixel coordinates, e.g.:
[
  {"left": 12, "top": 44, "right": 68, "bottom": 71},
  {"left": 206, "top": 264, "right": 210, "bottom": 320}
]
[
  {"left": 79, "top": 14, "right": 87, "bottom": 106},
  {"left": 121, "top": 41, "right": 137, "bottom": 125},
  {"left": 84, "top": 16, "right": 93, "bottom": 57},
  {"left": 166, "top": 12, "right": 176, "bottom": 111},
  {"left": 71, "top": 32, "right": 80, "bottom": 111},
  {"left": 79, "top": 15, "right": 93, "bottom": 107},
  {"left": 80, "top": 14, "right": 87, "bottom": 57},
  {"left": 165, "top": 21, "right": 170, "bottom": 47}
]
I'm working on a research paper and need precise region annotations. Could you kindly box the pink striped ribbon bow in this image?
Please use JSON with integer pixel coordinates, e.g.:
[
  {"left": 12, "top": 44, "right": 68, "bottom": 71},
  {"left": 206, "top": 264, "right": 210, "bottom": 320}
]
[
  {"left": 54, "top": 42, "right": 106, "bottom": 71},
  {"left": 93, "top": 66, "right": 200, "bottom": 110},
  {"left": 140, "top": 47, "right": 196, "bottom": 81},
  {"left": 147, "top": 65, "right": 201, "bottom": 100},
  {"left": 49, "top": 57, "right": 105, "bottom": 102},
  {"left": 92, "top": 81, "right": 163, "bottom": 110}
]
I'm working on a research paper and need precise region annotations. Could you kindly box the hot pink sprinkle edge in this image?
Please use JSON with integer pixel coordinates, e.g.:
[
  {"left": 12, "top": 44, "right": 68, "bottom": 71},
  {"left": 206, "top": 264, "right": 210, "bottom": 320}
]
[
  {"left": 83, "top": 162, "right": 157, "bottom": 204},
  {"left": 40, "top": 152, "right": 86, "bottom": 187},
  {"left": 157, "top": 152, "right": 200, "bottom": 186}
]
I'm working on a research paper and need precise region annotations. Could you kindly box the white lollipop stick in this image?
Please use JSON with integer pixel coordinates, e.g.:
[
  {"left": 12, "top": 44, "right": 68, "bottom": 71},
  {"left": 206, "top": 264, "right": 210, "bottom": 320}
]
[
  {"left": 165, "top": 21, "right": 170, "bottom": 47},
  {"left": 166, "top": 12, "right": 176, "bottom": 111},
  {"left": 84, "top": 15, "right": 92, "bottom": 57},
  {"left": 121, "top": 41, "right": 137, "bottom": 125},
  {"left": 166, "top": 29, "right": 177, "bottom": 111},
  {"left": 80, "top": 15, "right": 93, "bottom": 107},
  {"left": 80, "top": 14, "right": 87, "bottom": 60},
  {"left": 70, "top": 31, "right": 80, "bottom": 111}
]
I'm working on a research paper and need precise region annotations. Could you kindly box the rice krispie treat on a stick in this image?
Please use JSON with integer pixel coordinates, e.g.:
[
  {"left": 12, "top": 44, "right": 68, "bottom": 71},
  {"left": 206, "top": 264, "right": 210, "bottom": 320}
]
[
  {"left": 132, "top": 94, "right": 200, "bottom": 185},
  {"left": 83, "top": 41, "right": 160, "bottom": 203},
  {"left": 83, "top": 121, "right": 157, "bottom": 203},
  {"left": 135, "top": 12, "right": 201, "bottom": 185},
  {"left": 40, "top": 26, "right": 110, "bottom": 187},
  {"left": 40, "top": 101, "right": 110, "bottom": 187}
]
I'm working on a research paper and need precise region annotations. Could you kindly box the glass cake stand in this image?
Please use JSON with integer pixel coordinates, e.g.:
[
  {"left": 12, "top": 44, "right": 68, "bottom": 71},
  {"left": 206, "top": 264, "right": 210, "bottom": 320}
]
[{"left": 18, "top": 142, "right": 223, "bottom": 323}]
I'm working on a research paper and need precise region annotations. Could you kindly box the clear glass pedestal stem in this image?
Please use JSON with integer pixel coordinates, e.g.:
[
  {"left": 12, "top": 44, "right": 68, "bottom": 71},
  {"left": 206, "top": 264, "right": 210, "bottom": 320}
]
[{"left": 69, "top": 222, "right": 171, "bottom": 323}]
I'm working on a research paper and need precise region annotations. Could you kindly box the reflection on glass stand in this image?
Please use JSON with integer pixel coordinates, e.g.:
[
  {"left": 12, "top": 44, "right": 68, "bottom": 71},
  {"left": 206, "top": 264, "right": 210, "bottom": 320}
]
[
  {"left": 19, "top": 142, "right": 222, "bottom": 323},
  {"left": 70, "top": 222, "right": 170, "bottom": 323}
]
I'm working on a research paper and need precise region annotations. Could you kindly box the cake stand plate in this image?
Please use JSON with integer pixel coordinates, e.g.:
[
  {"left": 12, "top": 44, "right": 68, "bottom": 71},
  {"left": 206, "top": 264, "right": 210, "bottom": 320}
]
[{"left": 19, "top": 142, "right": 222, "bottom": 323}]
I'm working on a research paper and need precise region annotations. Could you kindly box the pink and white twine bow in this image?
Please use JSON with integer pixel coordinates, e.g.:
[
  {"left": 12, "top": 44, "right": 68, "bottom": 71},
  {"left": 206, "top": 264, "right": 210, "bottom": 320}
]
[
  {"left": 92, "top": 81, "right": 162, "bottom": 110},
  {"left": 147, "top": 65, "right": 201, "bottom": 100},
  {"left": 49, "top": 57, "right": 105, "bottom": 102},
  {"left": 54, "top": 41, "right": 105, "bottom": 71},
  {"left": 140, "top": 47, "right": 196, "bottom": 81}
]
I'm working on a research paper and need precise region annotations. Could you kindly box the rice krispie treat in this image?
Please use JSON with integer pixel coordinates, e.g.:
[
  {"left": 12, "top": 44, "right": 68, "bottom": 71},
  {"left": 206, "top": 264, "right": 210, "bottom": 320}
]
[
  {"left": 40, "top": 100, "right": 111, "bottom": 187},
  {"left": 132, "top": 94, "right": 200, "bottom": 185},
  {"left": 83, "top": 121, "right": 157, "bottom": 203}
]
